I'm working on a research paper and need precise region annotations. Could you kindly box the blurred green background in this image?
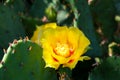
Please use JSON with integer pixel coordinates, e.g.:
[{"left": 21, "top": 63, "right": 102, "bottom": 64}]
[{"left": 0, "top": 0, "right": 120, "bottom": 80}]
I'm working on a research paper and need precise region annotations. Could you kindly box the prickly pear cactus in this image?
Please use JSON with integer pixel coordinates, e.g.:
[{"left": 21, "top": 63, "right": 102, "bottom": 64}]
[
  {"left": 5, "top": 0, "right": 26, "bottom": 13},
  {"left": 90, "top": 0, "right": 116, "bottom": 42},
  {"left": 0, "top": 0, "right": 119, "bottom": 80},
  {"left": 30, "top": 0, "right": 48, "bottom": 18},
  {"left": 74, "top": 0, "right": 102, "bottom": 57},
  {"left": 89, "top": 56, "right": 120, "bottom": 80},
  {"left": 0, "top": 38, "right": 57, "bottom": 80},
  {"left": 0, "top": 4, "right": 25, "bottom": 60}
]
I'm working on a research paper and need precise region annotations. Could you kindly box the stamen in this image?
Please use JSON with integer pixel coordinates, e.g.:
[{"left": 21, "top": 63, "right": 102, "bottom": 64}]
[{"left": 54, "top": 43, "right": 69, "bottom": 57}]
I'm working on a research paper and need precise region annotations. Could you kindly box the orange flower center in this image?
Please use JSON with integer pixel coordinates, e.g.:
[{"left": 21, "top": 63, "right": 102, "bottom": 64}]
[{"left": 53, "top": 43, "right": 74, "bottom": 57}]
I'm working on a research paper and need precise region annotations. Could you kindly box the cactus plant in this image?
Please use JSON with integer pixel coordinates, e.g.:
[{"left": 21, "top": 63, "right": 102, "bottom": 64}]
[
  {"left": 0, "top": 0, "right": 119, "bottom": 80},
  {"left": 0, "top": 38, "right": 57, "bottom": 80},
  {"left": 5, "top": 0, "right": 26, "bottom": 13},
  {"left": 20, "top": 14, "right": 44, "bottom": 38},
  {"left": 114, "top": 0, "right": 120, "bottom": 15},
  {"left": 89, "top": 56, "right": 120, "bottom": 80},
  {"left": 64, "top": 0, "right": 102, "bottom": 57},
  {"left": 29, "top": 0, "right": 48, "bottom": 18},
  {"left": 0, "top": 4, "right": 25, "bottom": 60},
  {"left": 90, "top": 0, "right": 116, "bottom": 42}
]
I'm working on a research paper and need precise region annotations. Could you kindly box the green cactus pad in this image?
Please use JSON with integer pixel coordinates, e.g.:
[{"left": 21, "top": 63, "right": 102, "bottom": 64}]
[
  {"left": 73, "top": 0, "right": 102, "bottom": 57},
  {"left": 90, "top": 0, "right": 116, "bottom": 41},
  {"left": 30, "top": 0, "right": 48, "bottom": 18},
  {"left": 5, "top": 0, "right": 26, "bottom": 13},
  {"left": 0, "top": 4, "right": 25, "bottom": 60},
  {"left": 89, "top": 56, "right": 120, "bottom": 80},
  {"left": 0, "top": 39, "right": 57, "bottom": 80}
]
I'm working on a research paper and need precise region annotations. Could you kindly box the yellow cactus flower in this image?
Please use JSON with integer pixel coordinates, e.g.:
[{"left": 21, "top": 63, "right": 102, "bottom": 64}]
[{"left": 31, "top": 23, "right": 90, "bottom": 70}]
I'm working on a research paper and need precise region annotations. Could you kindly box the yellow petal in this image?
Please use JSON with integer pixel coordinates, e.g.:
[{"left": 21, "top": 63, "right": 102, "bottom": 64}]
[
  {"left": 40, "top": 28, "right": 56, "bottom": 46},
  {"left": 78, "top": 31, "right": 90, "bottom": 56},
  {"left": 31, "top": 23, "right": 91, "bottom": 70},
  {"left": 67, "top": 27, "right": 90, "bottom": 59},
  {"left": 63, "top": 58, "right": 79, "bottom": 69},
  {"left": 54, "top": 26, "right": 68, "bottom": 44},
  {"left": 44, "top": 23, "right": 57, "bottom": 29},
  {"left": 31, "top": 26, "right": 42, "bottom": 44},
  {"left": 42, "top": 44, "right": 60, "bottom": 69},
  {"left": 31, "top": 23, "right": 57, "bottom": 44},
  {"left": 68, "top": 27, "right": 80, "bottom": 49}
]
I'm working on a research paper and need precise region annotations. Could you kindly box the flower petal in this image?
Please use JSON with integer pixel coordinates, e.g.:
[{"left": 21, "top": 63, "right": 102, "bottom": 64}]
[
  {"left": 54, "top": 26, "right": 68, "bottom": 44},
  {"left": 31, "top": 23, "right": 91, "bottom": 70},
  {"left": 31, "top": 23, "right": 57, "bottom": 44},
  {"left": 68, "top": 27, "right": 80, "bottom": 50},
  {"left": 42, "top": 44, "right": 60, "bottom": 69},
  {"left": 63, "top": 58, "right": 79, "bottom": 69}
]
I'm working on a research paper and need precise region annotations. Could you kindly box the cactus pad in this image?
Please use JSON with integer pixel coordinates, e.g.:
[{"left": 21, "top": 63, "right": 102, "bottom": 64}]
[
  {"left": 0, "top": 38, "right": 57, "bottom": 80},
  {"left": 89, "top": 56, "right": 120, "bottom": 80}
]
